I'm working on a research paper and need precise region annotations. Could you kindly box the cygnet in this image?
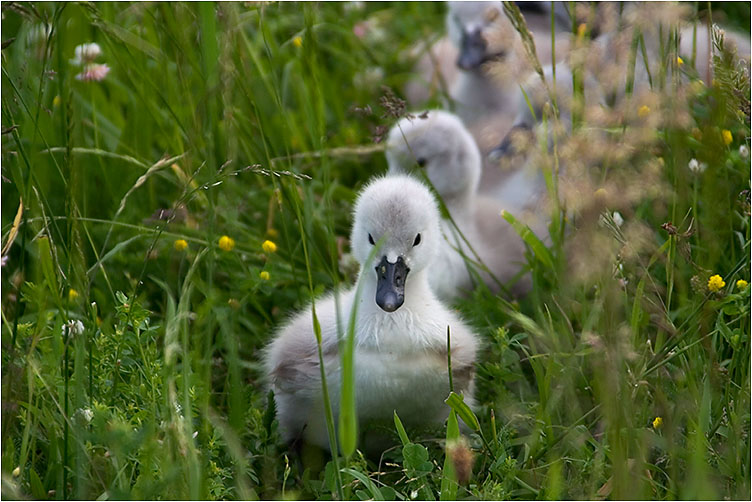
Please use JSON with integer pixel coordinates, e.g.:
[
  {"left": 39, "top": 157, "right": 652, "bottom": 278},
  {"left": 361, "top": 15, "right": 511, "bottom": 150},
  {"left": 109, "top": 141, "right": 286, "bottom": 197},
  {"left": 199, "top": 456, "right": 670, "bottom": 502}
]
[
  {"left": 386, "top": 110, "right": 534, "bottom": 299},
  {"left": 264, "top": 175, "right": 479, "bottom": 452}
]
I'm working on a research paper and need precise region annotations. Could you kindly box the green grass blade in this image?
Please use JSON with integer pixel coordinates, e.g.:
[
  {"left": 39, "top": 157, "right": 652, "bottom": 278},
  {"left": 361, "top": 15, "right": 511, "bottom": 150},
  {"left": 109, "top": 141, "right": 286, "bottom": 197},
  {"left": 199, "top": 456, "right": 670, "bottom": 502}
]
[
  {"left": 501, "top": 210, "right": 555, "bottom": 271},
  {"left": 439, "top": 410, "right": 460, "bottom": 501},
  {"left": 393, "top": 411, "right": 410, "bottom": 447}
]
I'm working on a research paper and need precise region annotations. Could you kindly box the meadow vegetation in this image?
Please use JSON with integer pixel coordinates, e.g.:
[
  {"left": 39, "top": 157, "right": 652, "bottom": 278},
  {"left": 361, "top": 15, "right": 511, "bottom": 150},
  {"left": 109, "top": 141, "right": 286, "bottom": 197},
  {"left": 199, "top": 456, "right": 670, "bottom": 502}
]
[{"left": 1, "top": 1, "right": 750, "bottom": 500}]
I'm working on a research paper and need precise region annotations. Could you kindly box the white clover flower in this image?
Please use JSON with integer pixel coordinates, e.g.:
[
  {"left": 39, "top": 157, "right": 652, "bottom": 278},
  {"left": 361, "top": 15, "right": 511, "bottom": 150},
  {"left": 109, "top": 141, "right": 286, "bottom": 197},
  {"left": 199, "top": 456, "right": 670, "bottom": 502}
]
[
  {"left": 612, "top": 211, "right": 624, "bottom": 227},
  {"left": 62, "top": 320, "right": 85, "bottom": 337},
  {"left": 73, "top": 407, "right": 94, "bottom": 425},
  {"left": 344, "top": 1, "right": 365, "bottom": 12},
  {"left": 71, "top": 43, "right": 102, "bottom": 66},
  {"left": 353, "top": 66, "right": 385, "bottom": 89},
  {"left": 75, "top": 63, "right": 110, "bottom": 82},
  {"left": 739, "top": 145, "right": 749, "bottom": 159},
  {"left": 688, "top": 158, "right": 707, "bottom": 173}
]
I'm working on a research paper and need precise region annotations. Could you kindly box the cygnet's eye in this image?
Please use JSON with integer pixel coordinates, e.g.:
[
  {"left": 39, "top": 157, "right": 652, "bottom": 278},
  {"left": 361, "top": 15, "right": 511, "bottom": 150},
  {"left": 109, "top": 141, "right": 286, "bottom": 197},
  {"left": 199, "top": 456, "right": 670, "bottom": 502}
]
[
  {"left": 368, "top": 233, "right": 375, "bottom": 245},
  {"left": 413, "top": 233, "right": 421, "bottom": 246},
  {"left": 416, "top": 157, "right": 427, "bottom": 167}
]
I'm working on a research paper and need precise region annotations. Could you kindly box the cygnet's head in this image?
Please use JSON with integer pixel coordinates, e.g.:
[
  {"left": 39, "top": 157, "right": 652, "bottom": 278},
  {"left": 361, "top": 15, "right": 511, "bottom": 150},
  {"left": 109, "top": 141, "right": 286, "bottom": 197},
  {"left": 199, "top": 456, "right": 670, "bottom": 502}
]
[
  {"left": 385, "top": 110, "right": 482, "bottom": 203},
  {"left": 446, "top": 1, "right": 508, "bottom": 71},
  {"left": 351, "top": 175, "right": 441, "bottom": 312},
  {"left": 488, "top": 61, "right": 606, "bottom": 161}
]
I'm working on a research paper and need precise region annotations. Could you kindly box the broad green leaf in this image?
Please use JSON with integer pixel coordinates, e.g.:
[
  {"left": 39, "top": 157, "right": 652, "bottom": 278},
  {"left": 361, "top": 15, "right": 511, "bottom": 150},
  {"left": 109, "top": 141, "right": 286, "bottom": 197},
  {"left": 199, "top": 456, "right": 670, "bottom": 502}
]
[
  {"left": 402, "top": 443, "right": 433, "bottom": 477},
  {"left": 445, "top": 392, "right": 480, "bottom": 432}
]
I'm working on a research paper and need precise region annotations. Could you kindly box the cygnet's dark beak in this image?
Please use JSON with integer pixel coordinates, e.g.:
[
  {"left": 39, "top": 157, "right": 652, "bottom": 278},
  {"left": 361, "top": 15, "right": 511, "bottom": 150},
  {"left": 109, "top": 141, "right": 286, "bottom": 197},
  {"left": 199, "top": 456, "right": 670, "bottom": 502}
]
[
  {"left": 488, "top": 123, "right": 534, "bottom": 161},
  {"left": 375, "top": 256, "right": 410, "bottom": 313},
  {"left": 457, "top": 29, "right": 488, "bottom": 70}
]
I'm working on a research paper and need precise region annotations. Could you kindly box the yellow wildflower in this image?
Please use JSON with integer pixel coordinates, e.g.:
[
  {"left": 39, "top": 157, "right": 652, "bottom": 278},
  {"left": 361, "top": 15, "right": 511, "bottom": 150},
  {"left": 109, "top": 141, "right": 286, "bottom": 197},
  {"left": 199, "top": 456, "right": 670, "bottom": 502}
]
[
  {"left": 722, "top": 129, "right": 733, "bottom": 146},
  {"left": 293, "top": 36, "right": 302, "bottom": 48},
  {"left": 577, "top": 23, "right": 587, "bottom": 38},
  {"left": 174, "top": 239, "right": 188, "bottom": 252},
  {"left": 262, "top": 240, "right": 277, "bottom": 253},
  {"left": 736, "top": 279, "right": 748, "bottom": 290},
  {"left": 68, "top": 288, "right": 79, "bottom": 302},
  {"left": 637, "top": 105, "right": 650, "bottom": 118},
  {"left": 652, "top": 416, "right": 663, "bottom": 429},
  {"left": 259, "top": 271, "right": 270, "bottom": 281},
  {"left": 53, "top": 95, "right": 61, "bottom": 107},
  {"left": 676, "top": 56, "right": 684, "bottom": 66},
  {"left": 708, "top": 274, "right": 725, "bottom": 292},
  {"left": 12, "top": 466, "right": 20, "bottom": 477},
  {"left": 218, "top": 235, "right": 235, "bottom": 252},
  {"left": 594, "top": 188, "right": 608, "bottom": 200}
]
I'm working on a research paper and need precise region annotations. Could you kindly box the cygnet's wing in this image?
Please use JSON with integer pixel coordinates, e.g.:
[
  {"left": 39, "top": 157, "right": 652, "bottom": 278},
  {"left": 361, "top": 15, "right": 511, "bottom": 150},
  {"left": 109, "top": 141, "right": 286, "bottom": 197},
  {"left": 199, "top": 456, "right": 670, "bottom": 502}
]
[
  {"left": 265, "top": 292, "right": 347, "bottom": 397},
  {"left": 442, "top": 313, "right": 480, "bottom": 397}
]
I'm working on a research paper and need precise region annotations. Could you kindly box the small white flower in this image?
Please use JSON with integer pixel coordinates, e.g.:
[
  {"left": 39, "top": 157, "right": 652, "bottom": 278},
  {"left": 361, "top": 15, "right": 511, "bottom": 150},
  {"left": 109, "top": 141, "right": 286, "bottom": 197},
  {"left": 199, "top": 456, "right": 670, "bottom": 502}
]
[
  {"left": 174, "top": 401, "right": 183, "bottom": 415},
  {"left": 82, "top": 408, "right": 94, "bottom": 422},
  {"left": 688, "top": 158, "right": 707, "bottom": 173},
  {"left": 612, "top": 211, "right": 624, "bottom": 227},
  {"left": 71, "top": 43, "right": 102, "bottom": 66},
  {"left": 61, "top": 320, "right": 85, "bottom": 337},
  {"left": 1, "top": 255, "right": 8, "bottom": 267},
  {"left": 192, "top": 430, "right": 198, "bottom": 439},
  {"left": 74, "top": 407, "right": 94, "bottom": 425},
  {"left": 353, "top": 66, "right": 385, "bottom": 89},
  {"left": 739, "top": 145, "right": 749, "bottom": 159},
  {"left": 75, "top": 63, "right": 110, "bottom": 82},
  {"left": 343, "top": 1, "right": 365, "bottom": 12}
]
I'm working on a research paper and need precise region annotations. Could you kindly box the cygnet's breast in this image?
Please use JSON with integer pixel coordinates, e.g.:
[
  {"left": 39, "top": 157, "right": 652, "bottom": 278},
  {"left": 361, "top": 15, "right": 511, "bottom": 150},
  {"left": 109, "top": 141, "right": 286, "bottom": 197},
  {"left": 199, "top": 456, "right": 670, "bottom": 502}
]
[
  {"left": 353, "top": 345, "right": 450, "bottom": 420},
  {"left": 352, "top": 309, "right": 452, "bottom": 420}
]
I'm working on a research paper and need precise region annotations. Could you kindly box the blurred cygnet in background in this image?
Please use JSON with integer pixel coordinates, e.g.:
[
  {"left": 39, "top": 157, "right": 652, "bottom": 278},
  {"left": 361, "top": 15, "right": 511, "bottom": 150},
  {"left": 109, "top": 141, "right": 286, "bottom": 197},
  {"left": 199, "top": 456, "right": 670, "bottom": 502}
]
[
  {"left": 405, "top": 2, "right": 574, "bottom": 153},
  {"left": 386, "top": 110, "right": 533, "bottom": 299}
]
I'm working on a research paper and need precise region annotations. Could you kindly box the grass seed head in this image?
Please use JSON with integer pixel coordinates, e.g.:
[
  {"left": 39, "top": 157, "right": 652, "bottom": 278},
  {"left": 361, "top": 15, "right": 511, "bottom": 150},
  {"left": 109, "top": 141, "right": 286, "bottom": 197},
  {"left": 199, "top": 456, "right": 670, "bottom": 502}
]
[{"left": 447, "top": 437, "right": 474, "bottom": 484}]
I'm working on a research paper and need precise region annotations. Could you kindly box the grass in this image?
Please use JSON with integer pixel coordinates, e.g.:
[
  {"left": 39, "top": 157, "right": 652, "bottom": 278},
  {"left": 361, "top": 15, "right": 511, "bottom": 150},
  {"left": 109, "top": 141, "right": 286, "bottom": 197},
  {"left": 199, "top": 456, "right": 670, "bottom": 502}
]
[{"left": 1, "top": 1, "right": 750, "bottom": 500}]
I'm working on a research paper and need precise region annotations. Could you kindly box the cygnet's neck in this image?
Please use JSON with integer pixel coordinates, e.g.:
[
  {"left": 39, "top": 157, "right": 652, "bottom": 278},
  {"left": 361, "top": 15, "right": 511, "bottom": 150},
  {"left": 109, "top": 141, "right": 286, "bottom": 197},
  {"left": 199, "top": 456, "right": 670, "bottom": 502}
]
[
  {"left": 440, "top": 189, "right": 474, "bottom": 224},
  {"left": 452, "top": 69, "right": 515, "bottom": 119}
]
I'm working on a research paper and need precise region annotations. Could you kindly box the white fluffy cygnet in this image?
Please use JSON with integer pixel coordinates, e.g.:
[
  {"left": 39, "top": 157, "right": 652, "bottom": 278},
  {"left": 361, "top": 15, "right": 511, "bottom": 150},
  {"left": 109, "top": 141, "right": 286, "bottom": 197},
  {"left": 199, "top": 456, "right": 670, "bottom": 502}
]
[
  {"left": 406, "top": 2, "right": 572, "bottom": 152},
  {"left": 264, "top": 175, "right": 479, "bottom": 452},
  {"left": 386, "top": 110, "right": 533, "bottom": 299}
]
